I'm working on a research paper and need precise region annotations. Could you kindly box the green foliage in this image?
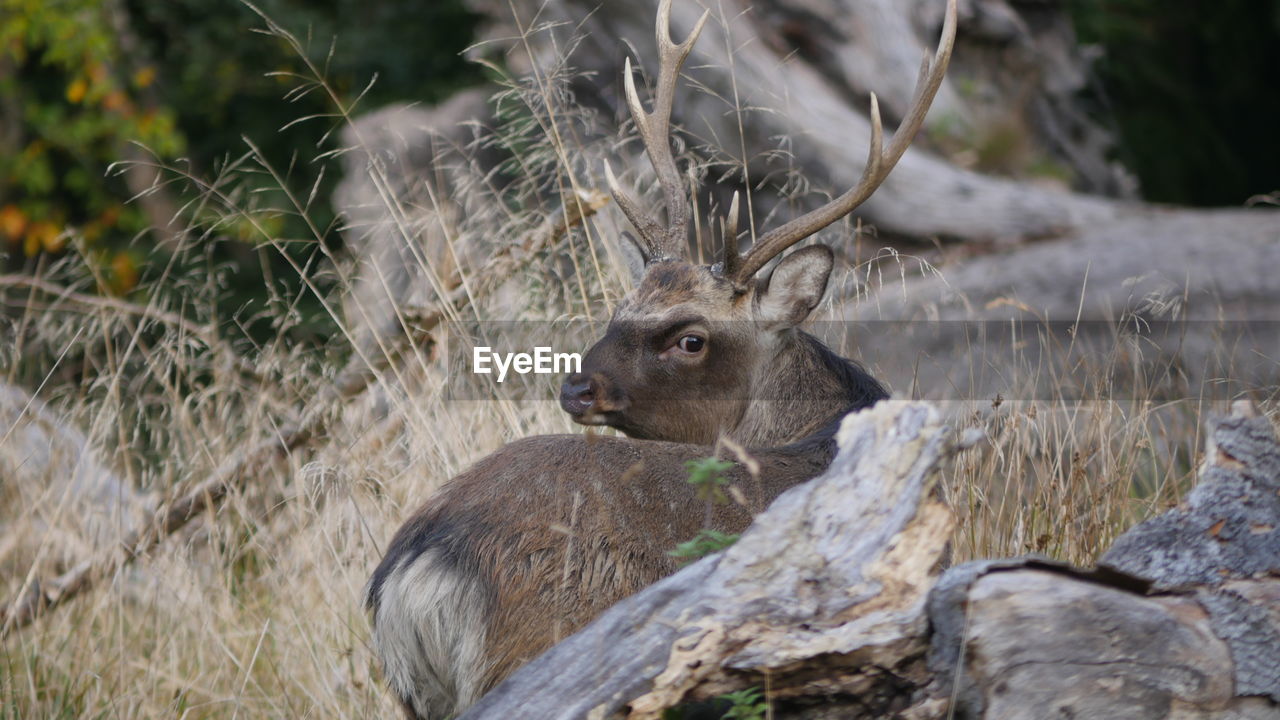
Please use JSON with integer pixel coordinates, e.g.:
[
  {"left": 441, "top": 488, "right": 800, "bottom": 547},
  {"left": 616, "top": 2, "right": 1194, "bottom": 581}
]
[
  {"left": 659, "top": 687, "right": 768, "bottom": 720},
  {"left": 1070, "top": 0, "right": 1280, "bottom": 205},
  {"left": 684, "top": 456, "right": 735, "bottom": 504},
  {"left": 1, "top": 0, "right": 481, "bottom": 343},
  {"left": 671, "top": 456, "right": 740, "bottom": 561},
  {"left": 718, "top": 687, "right": 767, "bottom": 720},
  {"left": 124, "top": 0, "right": 482, "bottom": 211},
  {"left": 0, "top": 0, "right": 181, "bottom": 273},
  {"left": 669, "top": 529, "right": 740, "bottom": 561}
]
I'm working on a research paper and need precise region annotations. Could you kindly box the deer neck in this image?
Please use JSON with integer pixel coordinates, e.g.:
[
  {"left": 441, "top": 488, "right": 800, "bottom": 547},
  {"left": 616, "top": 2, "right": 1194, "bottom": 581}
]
[{"left": 728, "top": 331, "right": 885, "bottom": 447}]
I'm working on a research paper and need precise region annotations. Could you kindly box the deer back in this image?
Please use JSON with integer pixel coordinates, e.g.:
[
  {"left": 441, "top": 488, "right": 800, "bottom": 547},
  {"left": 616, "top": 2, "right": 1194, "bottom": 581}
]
[{"left": 366, "top": 426, "right": 836, "bottom": 718}]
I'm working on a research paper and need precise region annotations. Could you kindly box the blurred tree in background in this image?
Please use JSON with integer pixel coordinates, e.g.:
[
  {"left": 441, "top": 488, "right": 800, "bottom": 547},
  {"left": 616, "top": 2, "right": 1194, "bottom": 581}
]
[
  {"left": 1, "top": 0, "right": 480, "bottom": 341},
  {"left": 1, "top": 0, "right": 1276, "bottom": 348},
  {"left": 1, "top": 0, "right": 185, "bottom": 290},
  {"left": 1071, "top": 0, "right": 1280, "bottom": 206}
]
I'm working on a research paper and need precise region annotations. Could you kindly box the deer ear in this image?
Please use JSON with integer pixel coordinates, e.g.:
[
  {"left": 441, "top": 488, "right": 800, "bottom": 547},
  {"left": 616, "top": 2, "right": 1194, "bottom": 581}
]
[
  {"left": 755, "top": 245, "right": 834, "bottom": 328},
  {"left": 618, "top": 231, "right": 648, "bottom": 283}
]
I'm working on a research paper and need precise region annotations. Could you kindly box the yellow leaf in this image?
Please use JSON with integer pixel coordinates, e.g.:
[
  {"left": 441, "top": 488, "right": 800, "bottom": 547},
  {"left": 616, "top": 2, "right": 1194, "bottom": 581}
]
[
  {"left": 133, "top": 65, "right": 156, "bottom": 89},
  {"left": 0, "top": 204, "right": 26, "bottom": 241},
  {"left": 102, "top": 90, "right": 130, "bottom": 113},
  {"left": 25, "top": 222, "right": 62, "bottom": 254},
  {"left": 110, "top": 253, "right": 139, "bottom": 293},
  {"left": 66, "top": 77, "right": 88, "bottom": 104},
  {"left": 41, "top": 228, "right": 66, "bottom": 253}
]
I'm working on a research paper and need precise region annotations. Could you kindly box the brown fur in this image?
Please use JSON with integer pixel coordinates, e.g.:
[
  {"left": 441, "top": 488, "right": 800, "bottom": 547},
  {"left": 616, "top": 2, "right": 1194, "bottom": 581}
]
[
  {"left": 563, "top": 252, "right": 886, "bottom": 446},
  {"left": 367, "top": 428, "right": 836, "bottom": 717},
  {"left": 372, "top": 254, "right": 884, "bottom": 717}
]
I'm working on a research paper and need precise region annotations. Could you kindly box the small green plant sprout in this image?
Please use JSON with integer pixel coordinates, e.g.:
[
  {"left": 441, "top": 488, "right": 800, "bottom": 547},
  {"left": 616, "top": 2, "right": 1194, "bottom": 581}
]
[
  {"left": 684, "top": 456, "right": 735, "bottom": 504},
  {"left": 669, "top": 455, "right": 740, "bottom": 562},
  {"left": 669, "top": 529, "right": 741, "bottom": 562},
  {"left": 719, "top": 686, "right": 768, "bottom": 720}
]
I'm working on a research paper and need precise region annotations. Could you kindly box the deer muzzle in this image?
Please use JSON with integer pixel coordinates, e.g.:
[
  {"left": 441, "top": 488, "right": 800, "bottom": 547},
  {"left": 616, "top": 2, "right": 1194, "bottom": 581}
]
[
  {"left": 559, "top": 377, "right": 594, "bottom": 417},
  {"left": 559, "top": 373, "right": 628, "bottom": 422}
]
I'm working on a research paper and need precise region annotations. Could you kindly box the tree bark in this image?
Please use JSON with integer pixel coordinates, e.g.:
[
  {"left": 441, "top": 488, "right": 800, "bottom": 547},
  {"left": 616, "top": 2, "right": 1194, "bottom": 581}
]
[
  {"left": 336, "top": 0, "right": 1278, "bottom": 374},
  {"left": 458, "top": 400, "right": 959, "bottom": 719},
  {"left": 826, "top": 207, "right": 1280, "bottom": 401},
  {"left": 462, "top": 0, "right": 1133, "bottom": 242}
]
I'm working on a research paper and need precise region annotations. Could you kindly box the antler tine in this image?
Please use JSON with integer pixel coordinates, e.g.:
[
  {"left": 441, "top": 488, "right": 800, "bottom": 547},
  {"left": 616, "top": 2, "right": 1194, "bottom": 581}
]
[
  {"left": 721, "top": 191, "right": 742, "bottom": 277},
  {"left": 612, "top": 0, "right": 710, "bottom": 261},
  {"left": 603, "top": 158, "right": 664, "bottom": 261},
  {"left": 728, "top": 0, "right": 957, "bottom": 284}
]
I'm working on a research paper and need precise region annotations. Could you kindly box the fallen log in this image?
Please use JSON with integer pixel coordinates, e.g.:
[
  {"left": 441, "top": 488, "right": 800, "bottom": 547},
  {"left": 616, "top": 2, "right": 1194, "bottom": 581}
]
[
  {"left": 459, "top": 401, "right": 959, "bottom": 719},
  {"left": 926, "top": 563, "right": 1273, "bottom": 719},
  {"left": 928, "top": 402, "right": 1280, "bottom": 718},
  {"left": 464, "top": 0, "right": 1135, "bottom": 241},
  {"left": 456, "top": 401, "right": 1280, "bottom": 719},
  {"left": 828, "top": 207, "right": 1280, "bottom": 402}
]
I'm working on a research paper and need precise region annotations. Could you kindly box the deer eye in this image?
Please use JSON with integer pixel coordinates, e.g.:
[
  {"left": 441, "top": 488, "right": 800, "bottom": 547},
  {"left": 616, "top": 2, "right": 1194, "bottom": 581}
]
[{"left": 676, "top": 335, "right": 705, "bottom": 354}]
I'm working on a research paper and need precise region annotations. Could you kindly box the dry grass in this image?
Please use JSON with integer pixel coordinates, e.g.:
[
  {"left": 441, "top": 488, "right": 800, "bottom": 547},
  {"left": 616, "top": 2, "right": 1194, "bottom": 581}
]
[{"left": 0, "top": 9, "right": 1273, "bottom": 720}]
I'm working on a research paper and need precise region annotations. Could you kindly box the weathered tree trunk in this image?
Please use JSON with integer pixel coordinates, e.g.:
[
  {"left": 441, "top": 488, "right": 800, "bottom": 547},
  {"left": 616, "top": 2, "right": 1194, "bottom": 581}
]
[
  {"left": 826, "top": 207, "right": 1280, "bottom": 401},
  {"left": 458, "top": 400, "right": 959, "bottom": 719},
  {"left": 0, "top": 381, "right": 153, "bottom": 553},
  {"left": 465, "top": 0, "right": 1138, "bottom": 242},
  {"left": 335, "top": 89, "right": 501, "bottom": 358},
  {"left": 335, "top": 0, "right": 1278, "bottom": 382},
  {"left": 455, "top": 401, "right": 1280, "bottom": 719},
  {"left": 928, "top": 403, "right": 1280, "bottom": 718}
]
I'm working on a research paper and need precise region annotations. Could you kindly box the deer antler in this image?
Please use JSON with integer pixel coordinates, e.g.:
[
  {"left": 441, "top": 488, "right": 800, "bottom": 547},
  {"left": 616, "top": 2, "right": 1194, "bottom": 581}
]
[
  {"left": 604, "top": 0, "right": 710, "bottom": 262},
  {"left": 725, "top": 0, "right": 958, "bottom": 284}
]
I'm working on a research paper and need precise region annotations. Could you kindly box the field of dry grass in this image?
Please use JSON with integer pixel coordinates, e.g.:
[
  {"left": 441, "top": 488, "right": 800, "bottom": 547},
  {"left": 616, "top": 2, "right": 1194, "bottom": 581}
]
[{"left": 1, "top": 12, "right": 1273, "bottom": 720}]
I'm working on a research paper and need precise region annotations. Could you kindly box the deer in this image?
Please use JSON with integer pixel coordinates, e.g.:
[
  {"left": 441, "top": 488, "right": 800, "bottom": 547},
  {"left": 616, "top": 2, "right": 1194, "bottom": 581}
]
[
  {"left": 366, "top": 1, "right": 956, "bottom": 717},
  {"left": 366, "top": 427, "right": 839, "bottom": 720}
]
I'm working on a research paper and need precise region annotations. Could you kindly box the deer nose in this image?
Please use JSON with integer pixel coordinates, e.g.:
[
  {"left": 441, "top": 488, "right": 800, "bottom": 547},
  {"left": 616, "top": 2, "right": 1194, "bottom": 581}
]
[{"left": 559, "top": 377, "right": 595, "bottom": 417}]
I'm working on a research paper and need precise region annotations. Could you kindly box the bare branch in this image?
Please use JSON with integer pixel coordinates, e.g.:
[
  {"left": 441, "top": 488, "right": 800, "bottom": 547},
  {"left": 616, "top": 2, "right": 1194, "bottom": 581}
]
[{"left": 0, "top": 189, "right": 608, "bottom": 635}]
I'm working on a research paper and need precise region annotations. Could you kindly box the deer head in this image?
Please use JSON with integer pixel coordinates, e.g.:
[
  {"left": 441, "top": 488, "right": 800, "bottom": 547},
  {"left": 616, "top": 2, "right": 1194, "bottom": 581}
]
[{"left": 561, "top": 0, "right": 956, "bottom": 446}]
